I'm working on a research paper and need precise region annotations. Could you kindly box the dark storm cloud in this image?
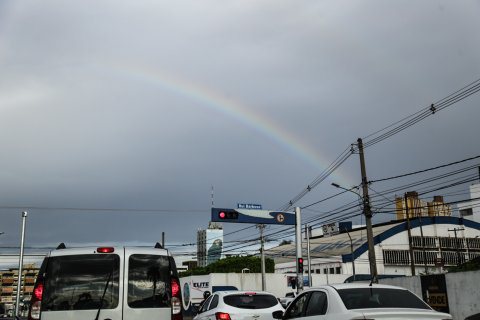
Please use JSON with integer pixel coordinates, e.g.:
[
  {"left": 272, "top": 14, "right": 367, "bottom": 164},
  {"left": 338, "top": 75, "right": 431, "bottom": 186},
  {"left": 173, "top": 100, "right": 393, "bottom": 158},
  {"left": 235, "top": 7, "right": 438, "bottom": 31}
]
[{"left": 0, "top": 0, "right": 479, "bottom": 263}]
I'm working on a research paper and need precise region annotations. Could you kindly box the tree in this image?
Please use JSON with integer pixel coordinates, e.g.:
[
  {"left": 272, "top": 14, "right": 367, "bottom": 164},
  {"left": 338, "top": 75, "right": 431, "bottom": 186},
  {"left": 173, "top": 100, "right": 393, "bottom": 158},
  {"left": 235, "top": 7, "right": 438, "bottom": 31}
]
[{"left": 180, "top": 256, "right": 274, "bottom": 277}]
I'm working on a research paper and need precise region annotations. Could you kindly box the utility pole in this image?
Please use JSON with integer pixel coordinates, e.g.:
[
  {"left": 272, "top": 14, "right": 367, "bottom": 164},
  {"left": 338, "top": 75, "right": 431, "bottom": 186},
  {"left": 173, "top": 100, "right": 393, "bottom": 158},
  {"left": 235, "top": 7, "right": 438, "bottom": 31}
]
[
  {"left": 404, "top": 193, "right": 416, "bottom": 276},
  {"left": 448, "top": 227, "right": 465, "bottom": 266},
  {"left": 418, "top": 214, "right": 428, "bottom": 274},
  {"left": 257, "top": 224, "right": 266, "bottom": 291},
  {"left": 357, "top": 138, "right": 378, "bottom": 283}
]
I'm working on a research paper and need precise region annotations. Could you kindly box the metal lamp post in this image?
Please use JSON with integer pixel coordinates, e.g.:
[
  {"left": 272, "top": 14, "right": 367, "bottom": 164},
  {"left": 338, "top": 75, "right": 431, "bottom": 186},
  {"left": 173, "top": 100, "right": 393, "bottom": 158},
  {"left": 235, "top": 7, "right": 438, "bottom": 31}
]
[
  {"left": 15, "top": 212, "right": 28, "bottom": 319},
  {"left": 343, "top": 227, "right": 356, "bottom": 281},
  {"left": 332, "top": 182, "right": 377, "bottom": 283}
]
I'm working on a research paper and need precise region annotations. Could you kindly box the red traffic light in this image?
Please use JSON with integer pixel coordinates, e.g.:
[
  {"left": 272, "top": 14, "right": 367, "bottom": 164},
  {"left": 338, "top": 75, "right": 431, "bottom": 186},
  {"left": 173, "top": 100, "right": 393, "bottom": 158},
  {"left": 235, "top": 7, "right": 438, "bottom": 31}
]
[
  {"left": 217, "top": 210, "right": 239, "bottom": 220},
  {"left": 297, "top": 257, "right": 304, "bottom": 273}
]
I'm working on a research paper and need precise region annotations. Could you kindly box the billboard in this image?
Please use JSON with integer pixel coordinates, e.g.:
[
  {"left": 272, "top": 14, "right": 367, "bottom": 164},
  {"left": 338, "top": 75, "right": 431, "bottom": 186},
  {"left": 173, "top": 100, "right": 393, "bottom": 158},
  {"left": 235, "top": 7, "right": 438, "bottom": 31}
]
[{"left": 206, "top": 229, "right": 223, "bottom": 265}]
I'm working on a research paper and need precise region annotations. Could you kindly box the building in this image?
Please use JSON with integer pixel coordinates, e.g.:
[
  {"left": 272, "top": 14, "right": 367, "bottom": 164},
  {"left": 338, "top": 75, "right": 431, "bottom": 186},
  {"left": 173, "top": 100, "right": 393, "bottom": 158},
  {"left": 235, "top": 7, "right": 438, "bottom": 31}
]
[
  {"left": 0, "top": 264, "right": 39, "bottom": 315},
  {"left": 267, "top": 216, "right": 480, "bottom": 277},
  {"left": 197, "top": 222, "right": 224, "bottom": 267},
  {"left": 458, "top": 183, "right": 480, "bottom": 223},
  {"left": 395, "top": 192, "right": 452, "bottom": 220}
]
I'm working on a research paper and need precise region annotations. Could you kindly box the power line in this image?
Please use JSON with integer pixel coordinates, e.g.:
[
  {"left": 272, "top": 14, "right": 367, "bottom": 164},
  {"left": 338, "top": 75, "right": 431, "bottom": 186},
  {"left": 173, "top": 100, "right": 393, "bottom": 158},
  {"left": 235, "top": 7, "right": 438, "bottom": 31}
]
[
  {"left": 369, "top": 155, "right": 480, "bottom": 183},
  {"left": 280, "top": 78, "right": 480, "bottom": 211},
  {"left": 0, "top": 206, "right": 206, "bottom": 213}
]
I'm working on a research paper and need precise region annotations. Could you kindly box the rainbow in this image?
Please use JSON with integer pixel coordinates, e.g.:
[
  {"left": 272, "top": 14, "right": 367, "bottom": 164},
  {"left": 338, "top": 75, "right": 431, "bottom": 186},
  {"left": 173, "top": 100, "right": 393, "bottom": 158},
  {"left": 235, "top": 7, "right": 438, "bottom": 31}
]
[{"left": 108, "top": 62, "right": 353, "bottom": 187}]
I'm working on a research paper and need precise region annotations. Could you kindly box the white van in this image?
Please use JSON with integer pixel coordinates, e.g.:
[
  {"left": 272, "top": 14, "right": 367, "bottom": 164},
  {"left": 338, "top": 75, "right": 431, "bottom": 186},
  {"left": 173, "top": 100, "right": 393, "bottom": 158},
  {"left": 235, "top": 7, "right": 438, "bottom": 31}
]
[{"left": 28, "top": 243, "right": 183, "bottom": 320}]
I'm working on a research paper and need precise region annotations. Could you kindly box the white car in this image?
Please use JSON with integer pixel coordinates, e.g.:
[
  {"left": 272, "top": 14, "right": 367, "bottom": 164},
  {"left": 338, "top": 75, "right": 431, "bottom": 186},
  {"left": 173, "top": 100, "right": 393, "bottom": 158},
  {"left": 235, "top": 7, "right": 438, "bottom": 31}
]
[
  {"left": 194, "top": 291, "right": 284, "bottom": 320},
  {"left": 274, "top": 283, "right": 452, "bottom": 320}
]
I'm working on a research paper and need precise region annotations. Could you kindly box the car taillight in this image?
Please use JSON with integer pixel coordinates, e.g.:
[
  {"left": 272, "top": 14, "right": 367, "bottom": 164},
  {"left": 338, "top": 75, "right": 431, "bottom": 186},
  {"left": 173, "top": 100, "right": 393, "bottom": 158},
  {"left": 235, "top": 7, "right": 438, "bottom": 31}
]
[
  {"left": 216, "top": 312, "right": 231, "bottom": 320},
  {"left": 28, "top": 279, "right": 44, "bottom": 320},
  {"left": 171, "top": 277, "right": 182, "bottom": 320},
  {"left": 97, "top": 247, "right": 115, "bottom": 253}
]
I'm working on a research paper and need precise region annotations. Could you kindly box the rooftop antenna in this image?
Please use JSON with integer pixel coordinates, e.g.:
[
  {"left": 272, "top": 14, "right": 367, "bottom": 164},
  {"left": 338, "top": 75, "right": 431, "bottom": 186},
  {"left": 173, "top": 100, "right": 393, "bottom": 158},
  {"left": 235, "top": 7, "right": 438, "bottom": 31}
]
[{"left": 211, "top": 185, "right": 215, "bottom": 208}]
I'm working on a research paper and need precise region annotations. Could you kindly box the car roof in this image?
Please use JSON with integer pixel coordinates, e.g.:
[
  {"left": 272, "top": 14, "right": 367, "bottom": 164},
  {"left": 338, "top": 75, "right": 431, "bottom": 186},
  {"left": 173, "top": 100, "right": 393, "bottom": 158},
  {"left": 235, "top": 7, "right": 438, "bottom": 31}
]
[{"left": 324, "top": 283, "right": 408, "bottom": 290}]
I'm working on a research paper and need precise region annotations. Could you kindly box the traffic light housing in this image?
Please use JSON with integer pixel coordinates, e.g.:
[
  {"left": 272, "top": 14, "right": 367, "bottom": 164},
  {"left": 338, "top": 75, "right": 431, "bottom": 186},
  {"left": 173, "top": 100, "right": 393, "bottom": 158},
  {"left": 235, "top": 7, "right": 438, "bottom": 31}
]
[
  {"left": 213, "top": 208, "right": 239, "bottom": 220},
  {"left": 297, "top": 258, "right": 304, "bottom": 274}
]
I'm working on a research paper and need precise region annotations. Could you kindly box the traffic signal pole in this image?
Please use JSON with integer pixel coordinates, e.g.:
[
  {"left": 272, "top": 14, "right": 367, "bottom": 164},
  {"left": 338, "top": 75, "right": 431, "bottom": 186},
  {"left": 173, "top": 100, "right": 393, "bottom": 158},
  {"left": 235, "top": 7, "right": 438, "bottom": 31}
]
[{"left": 295, "top": 207, "right": 303, "bottom": 292}]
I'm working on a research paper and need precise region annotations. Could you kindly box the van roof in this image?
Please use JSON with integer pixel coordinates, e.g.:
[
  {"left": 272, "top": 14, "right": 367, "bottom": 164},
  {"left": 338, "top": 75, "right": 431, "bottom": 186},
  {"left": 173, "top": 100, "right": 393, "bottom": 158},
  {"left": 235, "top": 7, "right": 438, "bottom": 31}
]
[{"left": 48, "top": 245, "right": 170, "bottom": 257}]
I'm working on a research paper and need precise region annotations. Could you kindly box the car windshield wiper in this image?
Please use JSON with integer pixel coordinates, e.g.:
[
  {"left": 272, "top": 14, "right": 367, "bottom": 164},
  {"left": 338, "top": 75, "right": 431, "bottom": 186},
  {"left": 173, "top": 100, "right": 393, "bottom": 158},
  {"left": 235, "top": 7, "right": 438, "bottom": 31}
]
[{"left": 94, "top": 268, "right": 113, "bottom": 320}]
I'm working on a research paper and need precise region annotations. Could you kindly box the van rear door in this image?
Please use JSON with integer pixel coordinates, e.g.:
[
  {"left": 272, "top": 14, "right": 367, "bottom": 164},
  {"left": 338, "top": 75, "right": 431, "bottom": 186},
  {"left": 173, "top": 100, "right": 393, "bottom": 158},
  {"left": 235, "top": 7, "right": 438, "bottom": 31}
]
[
  {"left": 123, "top": 247, "right": 172, "bottom": 320},
  {"left": 40, "top": 252, "right": 123, "bottom": 320}
]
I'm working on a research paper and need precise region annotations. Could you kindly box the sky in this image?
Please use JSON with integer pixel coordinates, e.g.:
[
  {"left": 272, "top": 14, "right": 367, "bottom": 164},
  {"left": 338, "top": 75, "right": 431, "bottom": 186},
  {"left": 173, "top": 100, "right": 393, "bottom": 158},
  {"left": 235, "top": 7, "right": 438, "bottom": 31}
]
[{"left": 1, "top": 0, "right": 480, "bottom": 267}]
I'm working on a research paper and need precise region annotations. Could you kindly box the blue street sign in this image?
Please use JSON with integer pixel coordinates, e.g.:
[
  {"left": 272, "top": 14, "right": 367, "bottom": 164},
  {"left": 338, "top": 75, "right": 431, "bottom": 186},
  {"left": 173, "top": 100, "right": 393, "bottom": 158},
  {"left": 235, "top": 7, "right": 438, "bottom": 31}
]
[
  {"left": 237, "top": 203, "right": 262, "bottom": 210},
  {"left": 212, "top": 208, "right": 295, "bottom": 225}
]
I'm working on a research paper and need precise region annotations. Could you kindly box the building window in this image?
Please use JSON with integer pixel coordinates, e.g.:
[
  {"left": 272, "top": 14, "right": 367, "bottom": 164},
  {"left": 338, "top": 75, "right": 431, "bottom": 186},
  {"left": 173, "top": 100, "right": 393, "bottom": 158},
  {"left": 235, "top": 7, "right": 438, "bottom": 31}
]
[
  {"left": 460, "top": 208, "right": 473, "bottom": 217},
  {"left": 315, "top": 269, "right": 320, "bottom": 274},
  {"left": 335, "top": 267, "right": 341, "bottom": 274}
]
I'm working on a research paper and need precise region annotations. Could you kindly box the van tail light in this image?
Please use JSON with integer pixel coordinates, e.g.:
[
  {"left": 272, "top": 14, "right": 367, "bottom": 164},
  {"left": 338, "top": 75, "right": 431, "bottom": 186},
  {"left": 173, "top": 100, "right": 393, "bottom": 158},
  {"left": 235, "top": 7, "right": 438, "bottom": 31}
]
[
  {"left": 28, "top": 277, "right": 44, "bottom": 320},
  {"left": 216, "top": 312, "right": 231, "bottom": 320},
  {"left": 171, "top": 277, "right": 183, "bottom": 320}
]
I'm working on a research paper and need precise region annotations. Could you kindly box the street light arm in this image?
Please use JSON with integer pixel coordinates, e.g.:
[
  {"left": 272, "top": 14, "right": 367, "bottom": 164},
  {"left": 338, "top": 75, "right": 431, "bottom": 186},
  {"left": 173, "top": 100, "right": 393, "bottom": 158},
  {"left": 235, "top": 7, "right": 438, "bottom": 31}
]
[{"left": 331, "top": 183, "right": 362, "bottom": 197}]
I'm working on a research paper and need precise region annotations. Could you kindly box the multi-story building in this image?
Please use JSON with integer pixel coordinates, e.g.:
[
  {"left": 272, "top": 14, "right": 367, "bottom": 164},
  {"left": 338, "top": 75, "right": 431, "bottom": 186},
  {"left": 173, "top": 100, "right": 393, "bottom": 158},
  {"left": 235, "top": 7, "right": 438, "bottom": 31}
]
[
  {"left": 0, "top": 264, "right": 39, "bottom": 315},
  {"left": 458, "top": 183, "right": 480, "bottom": 223},
  {"left": 395, "top": 192, "right": 451, "bottom": 220},
  {"left": 269, "top": 192, "right": 474, "bottom": 278},
  {"left": 197, "top": 222, "right": 224, "bottom": 267},
  {"left": 268, "top": 216, "right": 480, "bottom": 277}
]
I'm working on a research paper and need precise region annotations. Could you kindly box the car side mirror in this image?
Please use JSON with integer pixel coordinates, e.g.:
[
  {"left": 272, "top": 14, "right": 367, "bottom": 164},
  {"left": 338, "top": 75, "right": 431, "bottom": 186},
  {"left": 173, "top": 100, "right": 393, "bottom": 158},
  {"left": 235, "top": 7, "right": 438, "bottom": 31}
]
[{"left": 272, "top": 310, "right": 284, "bottom": 319}]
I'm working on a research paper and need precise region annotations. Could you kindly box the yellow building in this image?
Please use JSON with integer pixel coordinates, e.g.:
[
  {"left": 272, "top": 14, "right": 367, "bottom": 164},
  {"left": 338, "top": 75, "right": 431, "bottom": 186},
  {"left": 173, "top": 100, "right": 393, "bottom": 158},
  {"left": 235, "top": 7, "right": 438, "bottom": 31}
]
[{"left": 395, "top": 192, "right": 451, "bottom": 220}]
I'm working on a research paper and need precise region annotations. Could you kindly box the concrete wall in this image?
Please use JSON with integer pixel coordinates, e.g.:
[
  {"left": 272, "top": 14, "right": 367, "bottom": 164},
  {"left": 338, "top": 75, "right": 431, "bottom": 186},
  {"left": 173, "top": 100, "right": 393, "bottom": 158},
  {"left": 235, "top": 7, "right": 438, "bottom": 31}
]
[
  {"left": 380, "top": 271, "right": 480, "bottom": 320},
  {"left": 445, "top": 270, "right": 480, "bottom": 320},
  {"left": 210, "top": 273, "right": 349, "bottom": 298}
]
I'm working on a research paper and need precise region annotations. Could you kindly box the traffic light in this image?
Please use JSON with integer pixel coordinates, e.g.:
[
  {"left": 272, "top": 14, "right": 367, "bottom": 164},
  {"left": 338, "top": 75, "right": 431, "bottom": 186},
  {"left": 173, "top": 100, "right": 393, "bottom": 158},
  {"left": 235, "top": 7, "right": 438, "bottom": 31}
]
[
  {"left": 297, "top": 258, "right": 304, "bottom": 274},
  {"left": 213, "top": 208, "right": 239, "bottom": 220}
]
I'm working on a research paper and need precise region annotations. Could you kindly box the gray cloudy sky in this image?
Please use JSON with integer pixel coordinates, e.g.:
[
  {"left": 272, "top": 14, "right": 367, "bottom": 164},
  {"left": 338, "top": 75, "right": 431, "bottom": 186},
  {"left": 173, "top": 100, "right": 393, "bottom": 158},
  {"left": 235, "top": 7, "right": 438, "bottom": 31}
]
[{"left": 1, "top": 1, "right": 480, "bottom": 264}]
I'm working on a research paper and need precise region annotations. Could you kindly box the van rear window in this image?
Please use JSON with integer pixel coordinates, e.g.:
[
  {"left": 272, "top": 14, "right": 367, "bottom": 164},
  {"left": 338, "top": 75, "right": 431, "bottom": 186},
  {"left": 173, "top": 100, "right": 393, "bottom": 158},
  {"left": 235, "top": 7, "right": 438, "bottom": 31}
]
[
  {"left": 42, "top": 254, "right": 120, "bottom": 311},
  {"left": 127, "top": 254, "right": 171, "bottom": 308}
]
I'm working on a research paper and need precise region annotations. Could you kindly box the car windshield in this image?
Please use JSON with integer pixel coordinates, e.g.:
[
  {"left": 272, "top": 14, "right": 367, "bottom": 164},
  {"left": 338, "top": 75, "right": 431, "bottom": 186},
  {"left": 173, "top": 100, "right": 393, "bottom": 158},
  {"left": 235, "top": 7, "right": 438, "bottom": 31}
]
[
  {"left": 337, "top": 288, "right": 431, "bottom": 310},
  {"left": 223, "top": 294, "right": 278, "bottom": 309},
  {"left": 42, "top": 254, "right": 120, "bottom": 311}
]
